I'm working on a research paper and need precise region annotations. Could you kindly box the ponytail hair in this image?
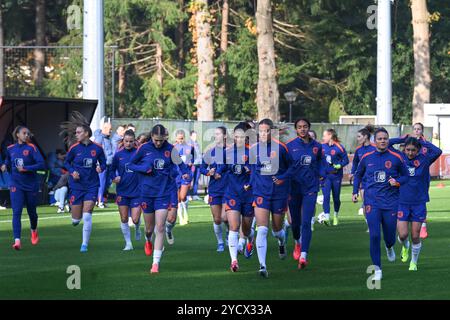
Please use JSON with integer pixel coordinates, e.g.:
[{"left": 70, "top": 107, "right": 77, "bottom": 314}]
[
  {"left": 326, "top": 128, "right": 340, "bottom": 143},
  {"left": 60, "top": 111, "right": 92, "bottom": 147}
]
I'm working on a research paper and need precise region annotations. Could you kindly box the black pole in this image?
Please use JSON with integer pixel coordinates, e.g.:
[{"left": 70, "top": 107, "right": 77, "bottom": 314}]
[{"left": 289, "top": 102, "right": 292, "bottom": 123}]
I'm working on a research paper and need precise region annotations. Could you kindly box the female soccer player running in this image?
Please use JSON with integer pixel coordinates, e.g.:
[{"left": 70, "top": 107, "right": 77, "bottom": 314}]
[
  {"left": 173, "top": 130, "right": 193, "bottom": 225},
  {"left": 1, "top": 126, "right": 45, "bottom": 250},
  {"left": 321, "top": 129, "right": 349, "bottom": 226},
  {"left": 284, "top": 119, "right": 323, "bottom": 269},
  {"left": 110, "top": 129, "right": 142, "bottom": 251},
  {"left": 129, "top": 124, "right": 190, "bottom": 273},
  {"left": 250, "top": 119, "right": 290, "bottom": 277},
  {"left": 351, "top": 129, "right": 376, "bottom": 232},
  {"left": 392, "top": 123, "right": 430, "bottom": 239},
  {"left": 201, "top": 126, "right": 229, "bottom": 252},
  {"left": 390, "top": 137, "right": 441, "bottom": 271},
  {"left": 61, "top": 112, "right": 106, "bottom": 252},
  {"left": 352, "top": 128, "right": 408, "bottom": 280},
  {"left": 222, "top": 123, "right": 255, "bottom": 272}
]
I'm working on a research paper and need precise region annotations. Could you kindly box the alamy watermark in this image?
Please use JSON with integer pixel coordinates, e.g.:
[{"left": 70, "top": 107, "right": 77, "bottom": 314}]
[{"left": 66, "top": 265, "right": 81, "bottom": 290}]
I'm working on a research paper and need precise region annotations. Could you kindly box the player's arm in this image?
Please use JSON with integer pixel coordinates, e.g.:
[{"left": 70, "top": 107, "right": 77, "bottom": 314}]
[
  {"left": 352, "top": 157, "right": 366, "bottom": 198},
  {"left": 334, "top": 146, "right": 349, "bottom": 169},
  {"left": 351, "top": 151, "right": 360, "bottom": 175},
  {"left": 274, "top": 146, "right": 293, "bottom": 182},
  {"left": 394, "top": 159, "right": 409, "bottom": 186},
  {"left": 97, "top": 147, "right": 107, "bottom": 172},
  {"left": 422, "top": 140, "right": 442, "bottom": 164},
  {"left": 389, "top": 135, "right": 407, "bottom": 147},
  {"left": 23, "top": 147, "right": 46, "bottom": 172},
  {"left": 110, "top": 154, "right": 119, "bottom": 182}
]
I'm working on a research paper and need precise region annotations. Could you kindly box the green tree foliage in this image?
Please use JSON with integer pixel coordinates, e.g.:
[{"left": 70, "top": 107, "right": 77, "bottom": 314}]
[{"left": 2, "top": 0, "right": 449, "bottom": 124}]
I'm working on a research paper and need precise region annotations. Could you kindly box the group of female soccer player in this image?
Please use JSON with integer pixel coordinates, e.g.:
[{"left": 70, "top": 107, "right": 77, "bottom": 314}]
[{"left": 1, "top": 113, "right": 441, "bottom": 280}]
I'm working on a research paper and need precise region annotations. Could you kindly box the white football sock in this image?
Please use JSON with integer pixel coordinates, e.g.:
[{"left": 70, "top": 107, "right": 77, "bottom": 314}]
[
  {"left": 272, "top": 229, "right": 286, "bottom": 245},
  {"left": 213, "top": 223, "right": 224, "bottom": 244},
  {"left": 153, "top": 249, "right": 163, "bottom": 265},
  {"left": 82, "top": 212, "right": 92, "bottom": 246},
  {"left": 72, "top": 218, "right": 81, "bottom": 225},
  {"left": 228, "top": 231, "right": 239, "bottom": 261},
  {"left": 121, "top": 222, "right": 131, "bottom": 245},
  {"left": 411, "top": 242, "right": 422, "bottom": 264},
  {"left": 422, "top": 222, "right": 427, "bottom": 228},
  {"left": 247, "top": 229, "right": 255, "bottom": 243},
  {"left": 256, "top": 226, "right": 268, "bottom": 267},
  {"left": 166, "top": 221, "right": 175, "bottom": 233},
  {"left": 300, "top": 251, "right": 307, "bottom": 260},
  {"left": 238, "top": 236, "right": 246, "bottom": 249}
]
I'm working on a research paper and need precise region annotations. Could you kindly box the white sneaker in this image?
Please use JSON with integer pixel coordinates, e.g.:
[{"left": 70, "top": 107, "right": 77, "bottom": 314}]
[
  {"left": 187, "top": 196, "right": 193, "bottom": 201},
  {"left": 386, "top": 246, "right": 396, "bottom": 262},
  {"left": 98, "top": 202, "right": 105, "bottom": 209},
  {"left": 374, "top": 269, "right": 382, "bottom": 281},
  {"left": 57, "top": 208, "right": 64, "bottom": 214},
  {"left": 0, "top": 205, "right": 6, "bottom": 210},
  {"left": 123, "top": 243, "right": 134, "bottom": 251},
  {"left": 193, "top": 195, "right": 201, "bottom": 201},
  {"left": 358, "top": 207, "right": 364, "bottom": 216},
  {"left": 65, "top": 205, "right": 70, "bottom": 212}
]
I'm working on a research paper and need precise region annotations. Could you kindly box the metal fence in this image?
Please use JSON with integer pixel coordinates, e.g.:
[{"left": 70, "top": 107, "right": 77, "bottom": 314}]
[
  {"left": 0, "top": 45, "right": 117, "bottom": 115},
  {"left": 111, "top": 118, "right": 432, "bottom": 154}
]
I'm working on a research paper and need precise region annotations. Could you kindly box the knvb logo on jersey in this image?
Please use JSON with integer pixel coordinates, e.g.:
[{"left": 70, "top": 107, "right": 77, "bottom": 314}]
[
  {"left": 233, "top": 164, "right": 243, "bottom": 175},
  {"left": 326, "top": 155, "right": 332, "bottom": 165},
  {"left": 261, "top": 161, "right": 272, "bottom": 174},
  {"left": 124, "top": 163, "right": 134, "bottom": 173},
  {"left": 14, "top": 158, "right": 24, "bottom": 168},
  {"left": 83, "top": 158, "right": 93, "bottom": 168},
  {"left": 301, "top": 155, "right": 312, "bottom": 166},
  {"left": 408, "top": 166, "right": 416, "bottom": 177},
  {"left": 374, "top": 170, "right": 386, "bottom": 183},
  {"left": 154, "top": 159, "right": 165, "bottom": 170}
]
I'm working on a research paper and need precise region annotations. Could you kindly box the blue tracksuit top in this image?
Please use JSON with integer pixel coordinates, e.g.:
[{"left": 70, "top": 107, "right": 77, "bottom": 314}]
[
  {"left": 281, "top": 137, "right": 324, "bottom": 195},
  {"left": 4, "top": 143, "right": 46, "bottom": 192},
  {"left": 220, "top": 145, "right": 252, "bottom": 201},
  {"left": 110, "top": 147, "right": 140, "bottom": 198},
  {"left": 322, "top": 142, "right": 349, "bottom": 178},
  {"left": 128, "top": 141, "right": 189, "bottom": 198},
  {"left": 351, "top": 143, "right": 377, "bottom": 189},
  {"left": 64, "top": 141, "right": 107, "bottom": 191},
  {"left": 353, "top": 148, "right": 409, "bottom": 210},
  {"left": 249, "top": 139, "right": 290, "bottom": 200},
  {"left": 200, "top": 145, "right": 228, "bottom": 196},
  {"left": 398, "top": 140, "right": 442, "bottom": 205}
]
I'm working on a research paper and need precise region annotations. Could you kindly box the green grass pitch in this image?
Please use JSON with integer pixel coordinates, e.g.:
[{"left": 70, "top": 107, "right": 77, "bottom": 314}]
[{"left": 1, "top": 181, "right": 449, "bottom": 300}]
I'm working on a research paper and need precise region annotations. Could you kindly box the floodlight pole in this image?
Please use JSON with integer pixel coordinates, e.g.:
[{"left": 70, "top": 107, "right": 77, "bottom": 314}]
[
  {"left": 83, "top": 0, "right": 104, "bottom": 131},
  {"left": 376, "top": 0, "right": 393, "bottom": 126}
]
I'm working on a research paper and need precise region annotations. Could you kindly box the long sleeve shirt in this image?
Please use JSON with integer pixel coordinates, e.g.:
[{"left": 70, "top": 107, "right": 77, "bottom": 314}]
[
  {"left": 321, "top": 142, "right": 349, "bottom": 178},
  {"left": 128, "top": 141, "right": 189, "bottom": 198},
  {"left": 353, "top": 148, "right": 408, "bottom": 210},
  {"left": 4, "top": 142, "right": 46, "bottom": 192},
  {"left": 64, "top": 141, "right": 106, "bottom": 191},
  {"left": 110, "top": 147, "right": 140, "bottom": 198}
]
